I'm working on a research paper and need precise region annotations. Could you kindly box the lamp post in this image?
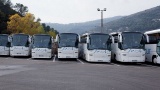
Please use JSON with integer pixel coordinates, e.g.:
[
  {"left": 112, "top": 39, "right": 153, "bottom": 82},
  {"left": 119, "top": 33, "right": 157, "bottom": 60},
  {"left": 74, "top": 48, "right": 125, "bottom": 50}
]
[{"left": 97, "top": 8, "right": 106, "bottom": 33}]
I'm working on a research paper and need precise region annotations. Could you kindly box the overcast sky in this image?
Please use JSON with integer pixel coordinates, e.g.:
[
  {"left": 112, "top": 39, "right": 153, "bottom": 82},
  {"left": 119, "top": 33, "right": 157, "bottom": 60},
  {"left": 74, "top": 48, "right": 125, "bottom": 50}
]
[{"left": 11, "top": 0, "right": 160, "bottom": 24}]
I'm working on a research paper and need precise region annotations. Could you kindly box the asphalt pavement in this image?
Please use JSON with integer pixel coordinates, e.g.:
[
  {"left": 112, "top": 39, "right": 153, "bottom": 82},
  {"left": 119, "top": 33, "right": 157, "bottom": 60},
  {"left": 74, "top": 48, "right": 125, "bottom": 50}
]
[{"left": 0, "top": 56, "right": 160, "bottom": 90}]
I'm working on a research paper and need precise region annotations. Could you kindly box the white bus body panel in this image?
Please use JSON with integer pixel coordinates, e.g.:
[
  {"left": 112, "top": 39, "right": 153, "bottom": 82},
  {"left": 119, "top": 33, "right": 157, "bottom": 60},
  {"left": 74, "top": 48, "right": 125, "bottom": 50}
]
[
  {"left": 58, "top": 47, "right": 78, "bottom": 58},
  {"left": 32, "top": 48, "right": 52, "bottom": 58},
  {"left": 31, "top": 34, "right": 53, "bottom": 59},
  {"left": 116, "top": 49, "right": 145, "bottom": 62},
  {"left": 111, "top": 44, "right": 145, "bottom": 62},
  {"left": 10, "top": 46, "right": 31, "bottom": 56},
  {"left": 0, "top": 46, "right": 10, "bottom": 55},
  {"left": 144, "top": 29, "right": 160, "bottom": 64},
  {"left": 145, "top": 44, "right": 160, "bottom": 63},
  {"left": 85, "top": 50, "right": 111, "bottom": 62},
  {"left": 79, "top": 43, "right": 111, "bottom": 62}
]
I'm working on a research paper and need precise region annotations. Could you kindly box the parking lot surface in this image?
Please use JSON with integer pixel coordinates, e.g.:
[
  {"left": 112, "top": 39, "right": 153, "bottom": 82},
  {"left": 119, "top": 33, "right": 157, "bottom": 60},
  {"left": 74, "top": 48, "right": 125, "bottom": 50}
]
[{"left": 0, "top": 57, "right": 160, "bottom": 90}]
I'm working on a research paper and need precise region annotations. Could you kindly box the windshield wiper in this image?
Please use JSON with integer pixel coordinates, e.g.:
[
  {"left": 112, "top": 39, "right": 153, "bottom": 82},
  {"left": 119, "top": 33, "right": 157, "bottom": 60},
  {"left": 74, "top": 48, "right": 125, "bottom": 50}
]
[
  {"left": 98, "top": 47, "right": 107, "bottom": 50},
  {"left": 132, "top": 46, "right": 141, "bottom": 49}
]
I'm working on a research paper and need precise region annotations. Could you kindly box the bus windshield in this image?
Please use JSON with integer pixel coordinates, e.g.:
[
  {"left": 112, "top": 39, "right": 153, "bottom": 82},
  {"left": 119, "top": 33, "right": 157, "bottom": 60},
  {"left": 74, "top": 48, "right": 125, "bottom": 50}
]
[
  {"left": 33, "top": 35, "right": 51, "bottom": 48},
  {"left": 12, "top": 34, "right": 29, "bottom": 46},
  {"left": 0, "top": 35, "right": 8, "bottom": 46},
  {"left": 58, "top": 34, "right": 78, "bottom": 48},
  {"left": 122, "top": 32, "right": 144, "bottom": 49},
  {"left": 88, "top": 34, "right": 111, "bottom": 50}
]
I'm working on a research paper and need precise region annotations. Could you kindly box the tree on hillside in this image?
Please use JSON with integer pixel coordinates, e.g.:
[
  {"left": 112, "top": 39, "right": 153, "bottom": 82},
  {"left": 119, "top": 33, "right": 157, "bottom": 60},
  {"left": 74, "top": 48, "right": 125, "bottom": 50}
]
[
  {"left": 0, "top": 10, "right": 5, "bottom": 21},
  {"left": 7, "top": 13, "right": 44, "bottom": 35},
  {"left": 0, "top": 10, "right": 6, "bottom": 33},
  {"left": 42, "top": 23, "right": 58, "bottom": 38},
  {"left": 42, "top": 23, "right": 51, "bottom": 32},
  {"left": 7, "top": 14, "right": 21, "bottom": 33},
  {"left": 0, "top": 0, "right": 17, "bottom": 33},
  {"left": 0, "top": 0, "right": 12, "bottom": 7},
  {"left": 14, "top": 3, "right": 28, "bottom": 16}
]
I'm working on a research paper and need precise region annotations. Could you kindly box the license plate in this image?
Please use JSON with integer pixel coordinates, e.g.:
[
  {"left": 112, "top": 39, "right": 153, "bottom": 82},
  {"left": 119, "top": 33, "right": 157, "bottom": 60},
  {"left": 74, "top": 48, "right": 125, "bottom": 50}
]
[
  {"left": 98, "top": 60, "right": 103, "bottom": 62},
  {"left": 66, "top": 56, "right": 71, "bottom": 58},
  {"left": 39, "top": 55, "right": 43, "bottom": 57},
  {"left": 132, "top": 60, "right": 137, "bottom": 62}
]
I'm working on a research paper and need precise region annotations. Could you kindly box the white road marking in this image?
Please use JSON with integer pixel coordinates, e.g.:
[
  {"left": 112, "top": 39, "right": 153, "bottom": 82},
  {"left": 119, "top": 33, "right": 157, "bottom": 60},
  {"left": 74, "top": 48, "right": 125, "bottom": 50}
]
[
  {"left": 110, "top": 63, "right": 121, "bottom": 66},
  {"left": 53, "top": 55, "right": 56, "bottom": 62},
  {"left": 77, "top": 59, "right": 85, "bottom": 64},
  {"left": 27, "top": 58, "right": 32, "bottom": 60}
]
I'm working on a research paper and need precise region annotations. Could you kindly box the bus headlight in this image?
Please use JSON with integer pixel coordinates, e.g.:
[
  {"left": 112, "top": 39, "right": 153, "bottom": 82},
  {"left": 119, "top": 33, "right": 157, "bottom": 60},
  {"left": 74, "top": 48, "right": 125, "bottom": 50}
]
[
  {"left": 89, "top": 54, "right": 93, "bottom": 56},
  {"left": 122, "top": 54, "right": 126, "bottom": 56}
]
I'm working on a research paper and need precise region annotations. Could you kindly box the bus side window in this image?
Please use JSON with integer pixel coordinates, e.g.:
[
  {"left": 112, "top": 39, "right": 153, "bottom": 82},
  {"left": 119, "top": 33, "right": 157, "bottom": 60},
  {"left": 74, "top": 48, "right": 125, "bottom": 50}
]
[{"left": 148, "top": 35, "right": 157, "bottom": 44}]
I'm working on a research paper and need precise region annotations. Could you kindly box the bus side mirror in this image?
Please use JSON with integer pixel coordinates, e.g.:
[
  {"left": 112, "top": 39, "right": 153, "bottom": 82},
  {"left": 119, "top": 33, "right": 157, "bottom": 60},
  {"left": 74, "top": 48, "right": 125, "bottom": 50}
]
[
  {"left": 79, "top": 35, "right": 81, "bottom": 42},
  {"left": 8, "top": 36, "right": 12, "bottom": 42},
  {"left": 86, "top": 37, "right": 89, "bottom": 43},
  {"left": 28, "top": 36, "right": 32, "bottom": 43},
  {"left": 55, "top": 35, "right": 59, "bottom": 42},
  {"left": 31, "top": 36, "right": 34, "bottom": 44},
  {"left": 144, "top": 34, "right": 149, "bottom": 43},
  {"left": 118, "top": 35, "right": 122, "bottom": 43},
  {"left": 52, "top": 37, "right": 54, "bottom": 43}
]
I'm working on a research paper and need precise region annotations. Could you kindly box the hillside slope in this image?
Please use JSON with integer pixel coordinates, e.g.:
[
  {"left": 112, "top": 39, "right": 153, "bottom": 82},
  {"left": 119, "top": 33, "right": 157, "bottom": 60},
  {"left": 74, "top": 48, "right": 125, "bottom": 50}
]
[
  {"left": 46, "top": 16, "right": 123, "bottom": 34},
  {"left": 47, "top": 5, "right": 160, "bottom": 34},
  {"left": 101, "top": 6, "right": 160, "bottom": 33}
]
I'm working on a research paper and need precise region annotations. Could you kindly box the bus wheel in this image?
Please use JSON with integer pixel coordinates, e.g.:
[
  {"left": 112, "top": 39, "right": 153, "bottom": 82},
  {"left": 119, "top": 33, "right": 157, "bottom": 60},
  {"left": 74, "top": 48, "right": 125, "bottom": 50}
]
[{"left": 153, "top": 58, "right": 157, "bottom": 64}]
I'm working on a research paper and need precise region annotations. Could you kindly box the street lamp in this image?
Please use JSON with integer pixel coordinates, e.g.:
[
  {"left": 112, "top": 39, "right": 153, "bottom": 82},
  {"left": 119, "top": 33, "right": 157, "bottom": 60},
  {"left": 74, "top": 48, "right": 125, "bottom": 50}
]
[{"left": 97, "top": 8, "right": 106, "bottom": 33}]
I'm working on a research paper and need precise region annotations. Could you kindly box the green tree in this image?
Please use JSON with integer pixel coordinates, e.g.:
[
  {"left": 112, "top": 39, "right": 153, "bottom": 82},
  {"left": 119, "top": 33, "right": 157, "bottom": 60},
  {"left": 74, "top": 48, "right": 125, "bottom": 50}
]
[
  {"left": 7, "top": 13, "right": 45, "bottom": 35},
  {"left": 0, "top": 0, "right": 17, "bottom": 33},
  {"left": 14, "top": 3, "right": 28, "bottom": 16}
]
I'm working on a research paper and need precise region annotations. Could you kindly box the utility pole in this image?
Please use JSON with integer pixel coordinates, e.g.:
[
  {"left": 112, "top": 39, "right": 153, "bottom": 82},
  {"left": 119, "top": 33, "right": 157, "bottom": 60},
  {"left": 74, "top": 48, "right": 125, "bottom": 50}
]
[{"left": 97, "top": 8, "right": 106, "bottom": 33}]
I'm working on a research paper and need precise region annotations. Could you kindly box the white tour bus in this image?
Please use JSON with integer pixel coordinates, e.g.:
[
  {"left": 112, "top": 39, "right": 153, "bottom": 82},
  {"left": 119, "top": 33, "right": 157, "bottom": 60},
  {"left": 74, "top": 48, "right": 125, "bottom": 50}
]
[
  {"left": 31, "top": 34, "right": 53, "bottom": 59},
  {"left": 56, "top": 33, "right": 80, "bottom": 59},
  {"left": 110, "top": 31, "right": 146, "bottom": 62},
  {"left": 79, "top": 33, "right": 111, "bottom": 62},
  {"left": 0, "top": 34, "right": 10, "bottom": 56},
  {"left": 144, "top": 29, "right": 160, "bottom": 64},
  {"left": 10, "top": 34, "right": 31, "bottom": 57}
]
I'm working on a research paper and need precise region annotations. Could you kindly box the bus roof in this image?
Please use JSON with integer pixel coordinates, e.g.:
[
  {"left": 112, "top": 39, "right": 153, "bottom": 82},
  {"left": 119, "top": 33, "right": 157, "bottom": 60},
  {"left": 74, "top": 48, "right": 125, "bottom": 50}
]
[
  {"left": 0, "top": 34, "right": 9, "bottom": 36},
  {"left": 11, "top": 33, "right": 29, "bottom": 36},
  {"left": 109, "top": 32, "right": 119, "bottom": 35},
  {"left": 82, "top": 33, "right": 109, "bottom": 36},
  {"left": 33, "top": 34, "right": 51, "bottom": 36},
  {"left": 110, "top": 31, "right": 142, "bottom": 35},
  {"left": 59, "top": 33, "right": 78, "bottom": 35},
  {"left": 144, "top": 29, "right": 160, "bottom": 34}
]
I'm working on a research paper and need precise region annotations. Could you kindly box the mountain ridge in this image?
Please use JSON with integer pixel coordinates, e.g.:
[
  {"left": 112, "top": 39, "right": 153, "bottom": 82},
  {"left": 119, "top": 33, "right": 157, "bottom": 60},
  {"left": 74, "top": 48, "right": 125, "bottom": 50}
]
[
  {"left": 46, "top": 16, "right": 123, "bottom": 34},
  {"left": 47, "top": 5, "right": 160, "bottom": 34},
  {"left": 101, "top": 5, "right": 160, "bottom": 33}
]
